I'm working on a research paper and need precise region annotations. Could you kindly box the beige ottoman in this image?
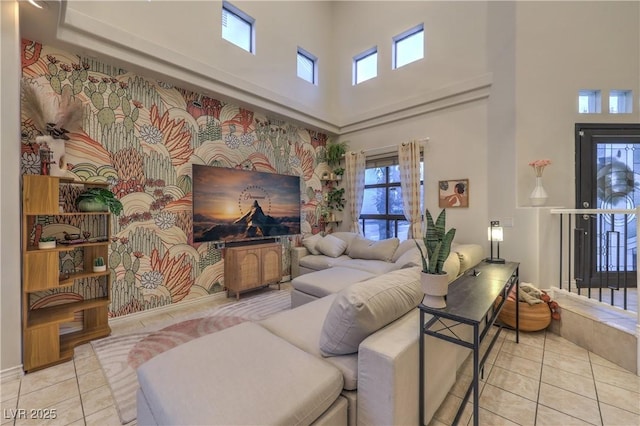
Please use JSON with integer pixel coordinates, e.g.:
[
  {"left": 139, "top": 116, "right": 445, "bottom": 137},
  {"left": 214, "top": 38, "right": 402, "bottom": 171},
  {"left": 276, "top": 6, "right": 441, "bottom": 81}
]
[
  {"left": 136, "top": 321, "right": 346, "bottom": 425},
  {"left": 290, "top": 266, "right": 376, "bottom": 307}
]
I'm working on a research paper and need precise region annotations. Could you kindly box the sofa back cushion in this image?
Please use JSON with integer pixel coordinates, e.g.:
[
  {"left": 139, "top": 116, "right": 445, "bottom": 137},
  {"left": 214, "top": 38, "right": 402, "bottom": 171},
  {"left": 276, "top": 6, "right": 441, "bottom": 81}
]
[
  {"left": 316, "top": 234, "right": 348, "bottom": 258},
  {"left": 302, "top": 233, "right": 323, "bottom": 255},
  {"left": 319, "top": 267, "right": 422, "bottom": 356},
  {"left": 348, "top": 237, "right": 399, "bottom": 262}
]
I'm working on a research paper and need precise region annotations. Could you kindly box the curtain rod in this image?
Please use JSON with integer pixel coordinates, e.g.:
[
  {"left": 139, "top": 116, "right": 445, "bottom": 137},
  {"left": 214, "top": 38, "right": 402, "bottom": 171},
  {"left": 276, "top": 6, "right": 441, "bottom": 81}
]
[{"left": 355, "top": 137, "right": 429, "bottom": 155}]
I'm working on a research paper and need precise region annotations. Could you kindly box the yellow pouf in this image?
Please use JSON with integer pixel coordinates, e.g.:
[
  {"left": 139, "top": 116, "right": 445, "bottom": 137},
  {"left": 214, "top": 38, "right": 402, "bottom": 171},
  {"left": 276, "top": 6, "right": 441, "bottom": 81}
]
[{"left": 496, "top": 296, "right": 552, "bottom": 332}]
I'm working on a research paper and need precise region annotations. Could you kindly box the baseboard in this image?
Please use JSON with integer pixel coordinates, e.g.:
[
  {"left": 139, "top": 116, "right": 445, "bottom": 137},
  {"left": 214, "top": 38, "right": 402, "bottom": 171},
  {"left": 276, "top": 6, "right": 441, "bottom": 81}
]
[
  {"left": 1, "top": 365, "right": 24, "bottom": 383},
  {"left": 109, "top": 292, "right": 229, "bottom": 325}
]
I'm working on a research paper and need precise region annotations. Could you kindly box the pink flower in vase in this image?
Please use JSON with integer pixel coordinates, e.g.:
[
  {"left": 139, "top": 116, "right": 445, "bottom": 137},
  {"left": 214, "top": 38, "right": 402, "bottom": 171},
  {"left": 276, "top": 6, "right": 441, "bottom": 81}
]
[{"left": 529, "top": 159, "right": 551, "bottom": 177}]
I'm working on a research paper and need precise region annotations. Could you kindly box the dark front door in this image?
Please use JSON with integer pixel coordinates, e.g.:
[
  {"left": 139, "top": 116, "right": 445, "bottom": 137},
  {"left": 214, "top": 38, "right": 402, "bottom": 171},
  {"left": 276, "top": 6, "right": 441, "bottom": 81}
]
[{"left": 575, "top": 123, "right": 640, "bottom": 288}]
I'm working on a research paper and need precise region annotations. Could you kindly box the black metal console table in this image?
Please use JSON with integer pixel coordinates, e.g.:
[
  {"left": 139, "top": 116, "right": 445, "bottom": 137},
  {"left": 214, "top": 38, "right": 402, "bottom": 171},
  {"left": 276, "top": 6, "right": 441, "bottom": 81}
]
[{"left": 419, "top": 261, "right": 520, "bottom": 426}]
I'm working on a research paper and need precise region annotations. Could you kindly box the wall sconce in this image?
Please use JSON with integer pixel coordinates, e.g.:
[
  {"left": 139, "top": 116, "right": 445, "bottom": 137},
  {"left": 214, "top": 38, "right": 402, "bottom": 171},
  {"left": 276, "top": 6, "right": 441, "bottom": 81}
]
[{"left": 486, "top": 220, "right": 505, "bottom": 264}]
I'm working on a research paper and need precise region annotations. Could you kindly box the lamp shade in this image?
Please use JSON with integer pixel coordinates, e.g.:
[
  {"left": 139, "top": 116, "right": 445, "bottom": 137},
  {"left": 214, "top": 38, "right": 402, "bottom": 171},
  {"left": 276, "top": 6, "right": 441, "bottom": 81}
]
[{"left": 487, "top": 226, "right": 504, "bottom": 242}]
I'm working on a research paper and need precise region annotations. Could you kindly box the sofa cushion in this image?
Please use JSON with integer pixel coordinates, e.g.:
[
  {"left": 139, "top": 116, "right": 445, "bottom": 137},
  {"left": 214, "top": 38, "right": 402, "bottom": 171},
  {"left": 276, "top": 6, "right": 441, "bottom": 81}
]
[
  {"left": 319, "top": 267, "right": 423, "bottom": 356},
  {"left": 348, "top": 237, "right": 399, "bottom": 261},
  {"left": 392, "top": 247, "right": 423, "bottom": 270},
  {"left": 260, "top": 294, "right": 360, "bottom": 391},
  {"left": 291, "top": 266, "right": 375, "bottom": 299},
  {"left": 391, "top": 239, "right": 422, "bottom": 262},
  {"left": 316, "top": 234, "right": 349, "bottom": 258},
  {"left": 137, "top": 321, "right": 343, "bottom": 425},
  {"left": 299, "top": 254, "right": 350, "bottom": 271},
  {"left": 331, "top": 231, "right": 359, "bottom": 247},
  {"left": 452, "top": 243, "right": 484, "bottom": 273},
  {"left": 337, "top": 258, "right": 397, "bottom": 275},
  {"left": 302, "top": 233, "right": 323, "bottom": 255}
]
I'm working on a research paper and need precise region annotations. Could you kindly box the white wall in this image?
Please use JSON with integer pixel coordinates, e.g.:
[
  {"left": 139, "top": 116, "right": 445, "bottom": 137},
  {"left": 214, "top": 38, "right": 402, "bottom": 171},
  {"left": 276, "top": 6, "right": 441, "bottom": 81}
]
[
  {"left": 1, "top": 0, "right": 24, "bottom": 378},
  {"left": 332, "top": 1, "right": 489, "bottom": 128},
  {"left": 58, "top": 0, "right": 336, "bottom": 131}
]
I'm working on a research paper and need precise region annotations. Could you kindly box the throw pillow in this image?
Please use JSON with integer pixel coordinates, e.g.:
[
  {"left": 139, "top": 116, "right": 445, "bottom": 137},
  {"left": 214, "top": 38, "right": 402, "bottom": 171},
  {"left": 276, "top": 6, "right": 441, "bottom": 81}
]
[
  {"left": 319, "top": 267, "right": 422, "bottom": 356},
  {"left": 348, "top": 237, "right": 399, "bottom": 261},
  {"left": 302, "top": 233, "right": 323, "bottom": 255},
  {"left": 392, "top": 239, "right": 423, "bottom": 262},
  {"left": 393, "top": 247, "right": 422, "bottom": 270},
  {"left": 316, "top": 234, "right": 348, "bottom": 258}
]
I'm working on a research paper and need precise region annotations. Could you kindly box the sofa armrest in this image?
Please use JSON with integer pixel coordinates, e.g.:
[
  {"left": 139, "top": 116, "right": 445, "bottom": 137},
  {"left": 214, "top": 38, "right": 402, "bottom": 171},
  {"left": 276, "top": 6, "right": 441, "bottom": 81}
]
[
  {"left": 452, "top": 243, "right": 485, "bottom": 273},
  {"left": 290, "top": 246, "right": 310, "bottom": 278},
  {"left": 357, "top": 310, "right": 457, "bottom": 426}
]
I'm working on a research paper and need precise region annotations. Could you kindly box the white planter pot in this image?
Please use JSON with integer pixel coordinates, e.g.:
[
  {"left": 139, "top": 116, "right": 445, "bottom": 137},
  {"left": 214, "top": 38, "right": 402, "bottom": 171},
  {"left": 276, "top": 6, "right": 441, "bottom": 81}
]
[
  {"left": 38, "top": 240, "right": 56, "bottom": 249},
  {"left": 420, "top": 272, "right": 449, "bottom": 308},
  {"left": 93, "top": 265, "right": 107, "bottom": 273}
]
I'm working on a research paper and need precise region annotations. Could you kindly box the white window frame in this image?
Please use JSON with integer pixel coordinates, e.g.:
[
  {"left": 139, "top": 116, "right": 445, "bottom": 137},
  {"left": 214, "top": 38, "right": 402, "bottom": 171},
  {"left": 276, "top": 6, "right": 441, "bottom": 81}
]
[
  {"left": 392, "top": 24, "right": 424, "bottom": 70},
  {"left": 297, "top": 47, "right": 318, "bottom": 85},
  {"left": 353, "top": 47, "right": 378, "bottom": 85},
  {"left": 222, "top": 1, "right": 255, "bottom": 54}
]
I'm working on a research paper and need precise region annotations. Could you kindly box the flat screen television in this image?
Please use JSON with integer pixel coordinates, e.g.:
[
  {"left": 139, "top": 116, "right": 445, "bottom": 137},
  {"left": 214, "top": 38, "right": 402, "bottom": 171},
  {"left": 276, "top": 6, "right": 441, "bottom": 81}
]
[{"left": 192, "top": 164, "right": 301, "bottom": 243}]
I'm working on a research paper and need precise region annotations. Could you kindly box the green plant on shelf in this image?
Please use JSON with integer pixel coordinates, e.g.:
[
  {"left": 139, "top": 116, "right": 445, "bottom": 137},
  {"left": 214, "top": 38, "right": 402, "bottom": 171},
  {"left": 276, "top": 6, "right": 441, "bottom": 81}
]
[
  {"left": 327, "top": 187, "right": 345, "bottom": 212},
  {"left": 75, "top": 187, "right": 123, "bottom": 215},
  {"left": 94, "top": 256, "right": 105, "bottom": 267},
  {"left": 39, "top": 236, "right": 57, "bottom": 242}
]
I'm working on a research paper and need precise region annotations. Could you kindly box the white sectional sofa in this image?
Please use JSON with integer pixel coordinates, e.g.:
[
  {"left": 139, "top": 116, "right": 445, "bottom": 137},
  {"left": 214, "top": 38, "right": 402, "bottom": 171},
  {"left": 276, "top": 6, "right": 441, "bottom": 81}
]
[
  {"left": 291, "top": 232, "right": 484, "bottom": 307},
  {"left": 136, "top": 236, "right": 485, "bottom": 426}
]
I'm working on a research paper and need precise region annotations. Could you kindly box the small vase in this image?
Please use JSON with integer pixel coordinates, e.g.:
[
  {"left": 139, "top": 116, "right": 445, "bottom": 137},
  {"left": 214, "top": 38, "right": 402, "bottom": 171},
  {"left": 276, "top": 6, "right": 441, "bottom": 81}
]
[
  {"left": 530, "top": 176, "right": 548, "bottom": 206},
  {"left": 420, "top": 272, "right": 449, "bottom": 308},
  {"left": 93, "top": 265, "right": 107, "bottom": 273}
]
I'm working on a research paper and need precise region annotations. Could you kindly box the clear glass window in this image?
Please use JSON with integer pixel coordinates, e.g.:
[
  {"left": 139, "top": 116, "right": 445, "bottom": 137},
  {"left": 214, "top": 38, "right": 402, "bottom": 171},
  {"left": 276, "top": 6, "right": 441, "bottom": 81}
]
[
  {"left": 578, "top": 90, "right": 601, "bottom": 114},
  {"left": 393, "top": 24, "right": 424, "bottom": 69},
  {"left": 360, "top": 161, "right": 423, "bottom": 241},
  {"left": 354, "top": 48, "right": 378, "bottom": 85},
  {"left": 297, "top": 48, "right": 317, "bottom": 84},
  {"left": 609, "top": 90, "right": 633, "bottom": 114},
  {"left": 222, "top": 2, "right": 254, "bottom": 53}
]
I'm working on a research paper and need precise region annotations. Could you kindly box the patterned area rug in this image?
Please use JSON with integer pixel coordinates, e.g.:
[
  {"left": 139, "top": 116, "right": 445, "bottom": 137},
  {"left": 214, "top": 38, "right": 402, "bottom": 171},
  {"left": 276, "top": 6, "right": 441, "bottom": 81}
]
[{"left": 91, "top": 290, "right": 291, "bottom": 424}]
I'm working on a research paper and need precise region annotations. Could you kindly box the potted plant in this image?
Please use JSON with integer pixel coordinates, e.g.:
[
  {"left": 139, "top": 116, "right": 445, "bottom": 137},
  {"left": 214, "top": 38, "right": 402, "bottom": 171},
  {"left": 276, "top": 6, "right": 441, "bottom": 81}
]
[
  {"left": 93, "top": 256, "right": 107, "bottom": 273},
  {"left": 327, "top": 187, "right": 345, "bottom": 212},
  {"left": 333, "top": 167, "right": 345, "bottom": 180},
  {"left": 38, "top": 236, "right": 57, "bottom": 249},
  {"left": 415, "top": 209, "right": 456, "bottom": 308},
  {"left": 326, "top": 141, "right": 348, "bottom": 167},
  {"left": 75, "top": 187, "right": 123, "bottom": 215}
]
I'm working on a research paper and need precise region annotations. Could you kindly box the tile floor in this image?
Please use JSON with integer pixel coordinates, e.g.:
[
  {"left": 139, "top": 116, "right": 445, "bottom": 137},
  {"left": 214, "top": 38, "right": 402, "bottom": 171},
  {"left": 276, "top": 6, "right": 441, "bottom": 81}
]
[{"left": 1, "top": 289, "right": 639, "bottom": 426}]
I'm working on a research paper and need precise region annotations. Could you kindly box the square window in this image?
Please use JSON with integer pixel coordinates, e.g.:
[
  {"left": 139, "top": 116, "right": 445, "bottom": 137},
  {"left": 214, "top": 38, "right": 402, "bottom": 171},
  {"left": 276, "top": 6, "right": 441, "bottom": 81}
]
[
  {"left": 222, "top": 2, "right": 254, "bottom": 53},
  {"left": 354, "top": 48, "right": 378, "bottom": 85},
  {"left": 393, "top": 24, "right": 424, "bottom": 69},
  {"left": 609, "top": 90, "right": 633, "bottom": 114},
  {"left": 297, "top": 48, "right": 317, "bottom": 84},
  {"left": 578, "top": 90, "right": 601, "bottom": 114}
]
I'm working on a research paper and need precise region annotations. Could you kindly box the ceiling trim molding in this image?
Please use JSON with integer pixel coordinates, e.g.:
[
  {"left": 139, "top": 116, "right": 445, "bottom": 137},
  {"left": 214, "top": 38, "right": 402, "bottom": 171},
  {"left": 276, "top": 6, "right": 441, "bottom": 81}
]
[{"left": 338, "top": 74, "right": 493, "bottom": 136}]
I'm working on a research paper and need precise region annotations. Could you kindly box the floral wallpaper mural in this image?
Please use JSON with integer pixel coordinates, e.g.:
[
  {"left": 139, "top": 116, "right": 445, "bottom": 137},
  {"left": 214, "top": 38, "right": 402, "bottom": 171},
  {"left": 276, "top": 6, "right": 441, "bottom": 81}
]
[{"left": 20, "top": 39, "right": 329, "bottom": 318}]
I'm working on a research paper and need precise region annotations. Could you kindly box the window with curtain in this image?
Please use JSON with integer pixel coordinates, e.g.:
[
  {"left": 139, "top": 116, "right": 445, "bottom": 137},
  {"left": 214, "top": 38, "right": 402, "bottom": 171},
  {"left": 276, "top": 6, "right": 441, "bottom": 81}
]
[{"left": 359, "top": 156, "right": 423, "bottom": 240}]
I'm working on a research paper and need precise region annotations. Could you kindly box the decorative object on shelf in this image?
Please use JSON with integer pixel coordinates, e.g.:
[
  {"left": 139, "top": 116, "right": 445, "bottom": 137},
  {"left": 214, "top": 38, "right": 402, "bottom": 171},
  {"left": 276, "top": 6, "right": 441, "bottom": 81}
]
[
  {"left": 497, "top": 282, "right": 560, "bottom": 331},
  {"left": 326, "top": 141, "right": 348, "bottom": 167},
  {"left": 415, "top": 209, "right": 456, "bottom": 308},
  {"left": 438, "top": 179, "right": 469, "bottom": 208},
  {"left": 38, "top": 143, "right": 53, "bottom": 176},
  {"left": 63, "top": 231, "right": 81, "bottom": 240},
  {"left": 528, "top": 159, "right": 551, "bottom": 206},
  {"left": 333, "top": 167, "right": 345, "bottom": 180},
  {"left": 93, "top": 256, "right": 107, "bottom": 273},
  {"left": 38, "top": 236, "right": 57, "bottom": 249},
  {"left": 76, "top": 187, "right": 123, "bottom": 215},
  {"left": 485, "top": 220, "right": 505, "bottom": 264},
  {"left": 22, "top": 79, "right": 84, "bottom": 177}
]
